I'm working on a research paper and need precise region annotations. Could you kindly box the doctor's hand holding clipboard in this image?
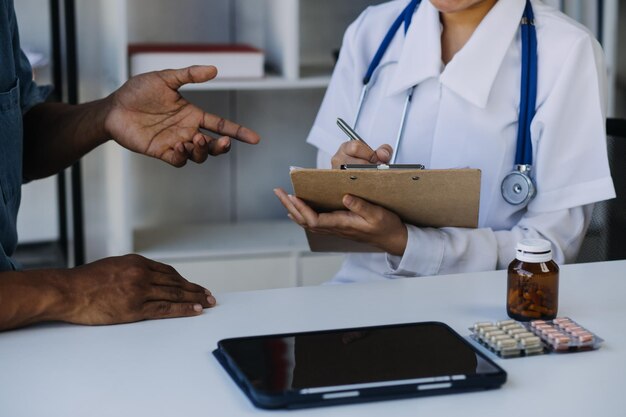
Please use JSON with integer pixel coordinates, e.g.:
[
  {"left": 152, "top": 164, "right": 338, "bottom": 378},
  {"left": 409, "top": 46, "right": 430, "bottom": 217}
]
[{"left": 273, "top": 122, "right": 410, "bottom": 256}]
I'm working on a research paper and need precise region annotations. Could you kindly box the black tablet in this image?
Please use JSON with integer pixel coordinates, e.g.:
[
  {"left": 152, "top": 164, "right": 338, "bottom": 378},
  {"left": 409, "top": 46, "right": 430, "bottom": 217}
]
[{"left": 213, "top": 321, "right": 506, "bottom": 409}]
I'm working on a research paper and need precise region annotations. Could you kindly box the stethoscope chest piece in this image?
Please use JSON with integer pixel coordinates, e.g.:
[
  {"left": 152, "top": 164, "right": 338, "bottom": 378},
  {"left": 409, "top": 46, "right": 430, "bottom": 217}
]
[{"left": 501, "top": 164, "right": 536, "bottom": 206}]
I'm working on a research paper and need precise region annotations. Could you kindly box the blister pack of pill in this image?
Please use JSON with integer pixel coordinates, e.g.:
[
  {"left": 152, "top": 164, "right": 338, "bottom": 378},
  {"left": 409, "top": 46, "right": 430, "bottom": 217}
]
[
  {"left": 470, "top": 320, "right": 545, "bottom": 358},
  {"left": 523, "top": 317, "right": 603, "bottom": 352},
  {"left": 470, "top": 317, "right": 603, "bottom": 358}
]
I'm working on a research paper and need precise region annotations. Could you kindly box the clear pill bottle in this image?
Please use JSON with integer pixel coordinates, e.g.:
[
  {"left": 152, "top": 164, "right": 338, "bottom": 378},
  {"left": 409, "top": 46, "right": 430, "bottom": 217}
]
[{"left": 507, "top": 239, "right": 559, "bottom": 321}]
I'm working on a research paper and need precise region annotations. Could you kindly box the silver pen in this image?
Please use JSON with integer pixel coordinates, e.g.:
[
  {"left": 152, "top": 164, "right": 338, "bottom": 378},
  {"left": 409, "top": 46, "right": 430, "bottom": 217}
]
[{"left": 336, "top": 118, "right": 373, "bottom": 151}]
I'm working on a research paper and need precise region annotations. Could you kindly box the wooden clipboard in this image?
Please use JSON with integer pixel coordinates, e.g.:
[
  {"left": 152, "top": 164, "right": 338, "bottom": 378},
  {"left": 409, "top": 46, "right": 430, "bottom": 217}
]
[{"left": 290, "top": 168, "right": 481, "bottom": 252}]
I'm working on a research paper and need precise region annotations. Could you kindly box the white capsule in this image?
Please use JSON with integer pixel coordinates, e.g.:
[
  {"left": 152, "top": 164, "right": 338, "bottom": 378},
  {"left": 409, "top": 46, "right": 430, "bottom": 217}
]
[
  {"left": 490, "top": 334, "right": 512, "bottom": 345},
  {"left": 502, "top": 323, "right": 524, "bottom": 332},
  {"left": 520, "top": 336, "right": 542, "bottom": 347},
  {"left": 479, "top": 326, "right": 499, "bottom": 335},
  {"left": 497, "top": 338, "right": 518, "bottom": 349},
  {"left": 496, "top": 319, "right": 517, "bottom": 327},
  {"left": 484, "top": 330, "right": 506, "bottom": 339},
  {"left": 473, "top": 321, "right": 495, "bottom": 331},
  {"left": 524, "top": 345, "right": 545, "bottom": 355},
  {"left": 514, "top": 332, "right": 536, "bottom": 340}
]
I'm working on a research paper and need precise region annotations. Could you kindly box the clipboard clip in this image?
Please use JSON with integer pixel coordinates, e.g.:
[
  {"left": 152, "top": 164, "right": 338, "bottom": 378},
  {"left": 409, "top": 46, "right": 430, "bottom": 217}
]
[{"left": 340, "top": 163, "right": 425, "bottom": 170}]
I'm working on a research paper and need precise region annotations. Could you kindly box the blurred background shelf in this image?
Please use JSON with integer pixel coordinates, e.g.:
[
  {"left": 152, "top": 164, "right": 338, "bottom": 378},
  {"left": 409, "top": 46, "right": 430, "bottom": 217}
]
[
  {"left": 71, "top": 0, "right": 383, "bottom": 291},
  {"left": 14, "top": 0, "right": 621, "bottom": 289},
  {"left": 180, "top": 74, "right": 332, "bottom": 91}
]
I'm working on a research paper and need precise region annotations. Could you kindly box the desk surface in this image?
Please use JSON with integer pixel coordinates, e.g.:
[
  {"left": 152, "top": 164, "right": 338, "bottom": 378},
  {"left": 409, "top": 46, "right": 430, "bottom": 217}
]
[{"left": 1, "top": 260, "right": 625, "bottom": 416}]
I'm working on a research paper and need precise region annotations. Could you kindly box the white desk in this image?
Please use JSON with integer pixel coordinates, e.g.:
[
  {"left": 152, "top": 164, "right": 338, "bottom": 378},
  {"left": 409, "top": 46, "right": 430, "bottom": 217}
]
[{"left": 1, "top": 260, "right": 625, "bottom": 416}]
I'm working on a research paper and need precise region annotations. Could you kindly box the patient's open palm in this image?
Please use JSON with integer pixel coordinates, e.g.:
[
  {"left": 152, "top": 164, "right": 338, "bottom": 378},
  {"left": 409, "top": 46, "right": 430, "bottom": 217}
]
[{"left": 104, "top": 65, "right": 259, "bottom": 167}]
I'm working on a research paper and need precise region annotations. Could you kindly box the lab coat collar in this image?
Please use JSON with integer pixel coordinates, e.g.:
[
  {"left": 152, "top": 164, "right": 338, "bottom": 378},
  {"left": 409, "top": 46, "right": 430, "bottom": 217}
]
[
  {"left": 386, "top": 0, "right": 527, "bottom": 109},
  {"left": 385, "top": 0, "right": 441, "bottom": 97}
]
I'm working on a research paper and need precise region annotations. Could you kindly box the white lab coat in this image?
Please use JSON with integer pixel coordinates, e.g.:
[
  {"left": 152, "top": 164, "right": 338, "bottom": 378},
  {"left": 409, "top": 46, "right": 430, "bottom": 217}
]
[{"left": 306, "top": 0, "right": 615, "bottom": 283}]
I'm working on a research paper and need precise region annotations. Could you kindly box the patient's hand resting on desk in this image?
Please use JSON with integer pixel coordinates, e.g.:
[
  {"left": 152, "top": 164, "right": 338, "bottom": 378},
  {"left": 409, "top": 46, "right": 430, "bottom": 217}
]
[
  {"left": 62, "top": 255, "right": 216, "bottom": 325},
  {"left": 0, "top": 255, "right": 216, "bottom": 331},
  {"left": 274, "top": 140, "right": 408, "bottom": 256}
]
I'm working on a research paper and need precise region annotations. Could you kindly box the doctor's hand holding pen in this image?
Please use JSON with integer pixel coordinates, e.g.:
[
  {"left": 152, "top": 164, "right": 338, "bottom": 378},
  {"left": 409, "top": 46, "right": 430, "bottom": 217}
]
[
  {"left": 274, "top": 132, "right": 408, "bottom": 256},
  {"left": 331, "top": 118, "right": 393, "bottom": 168}
]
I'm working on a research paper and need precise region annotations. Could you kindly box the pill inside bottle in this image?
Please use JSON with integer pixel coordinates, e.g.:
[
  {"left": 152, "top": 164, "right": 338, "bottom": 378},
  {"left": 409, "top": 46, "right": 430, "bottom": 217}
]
[{"left": 506, "top": 239, "right": 559, "bottom": 321}]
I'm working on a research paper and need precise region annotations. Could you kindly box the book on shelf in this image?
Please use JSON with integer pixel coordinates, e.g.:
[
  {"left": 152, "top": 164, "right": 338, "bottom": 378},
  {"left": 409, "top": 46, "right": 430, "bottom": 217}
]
[{"left": 128, "top": 43, "right": 264, "bottom": 79}]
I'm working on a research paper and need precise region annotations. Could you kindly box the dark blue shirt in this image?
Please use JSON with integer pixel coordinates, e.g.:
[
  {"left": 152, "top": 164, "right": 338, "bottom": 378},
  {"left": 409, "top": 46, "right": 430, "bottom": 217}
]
[{"left": 1, "top": 0, "right": 51, "bottom": 271}]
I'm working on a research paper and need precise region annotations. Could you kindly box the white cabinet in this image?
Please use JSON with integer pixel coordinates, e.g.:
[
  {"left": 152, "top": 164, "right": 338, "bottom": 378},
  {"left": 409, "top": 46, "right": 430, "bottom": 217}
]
[
  {"left": 74, "top": 0, "right": 385, "bottom": 291},
  {"left": 166, "top": 256, "right": 298, "bottom": 293}
]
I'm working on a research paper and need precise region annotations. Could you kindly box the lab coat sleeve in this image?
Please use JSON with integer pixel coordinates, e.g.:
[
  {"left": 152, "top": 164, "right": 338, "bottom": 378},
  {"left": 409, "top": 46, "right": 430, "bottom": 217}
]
[
  {"left": 385, "top": 204, "right": 592, "bottom": 276},
  {"left": 529, "top": 34, "right": 614, "bottom": 212},
  {"left": 316, "top": 149, "right": 333, "bottom": 170}
]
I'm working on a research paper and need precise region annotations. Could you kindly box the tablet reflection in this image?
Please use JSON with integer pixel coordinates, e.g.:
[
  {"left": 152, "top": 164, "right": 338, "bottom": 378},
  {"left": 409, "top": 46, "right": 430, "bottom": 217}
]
[{"left": 240, "top": 325, "right": 481, "bottom": 391}]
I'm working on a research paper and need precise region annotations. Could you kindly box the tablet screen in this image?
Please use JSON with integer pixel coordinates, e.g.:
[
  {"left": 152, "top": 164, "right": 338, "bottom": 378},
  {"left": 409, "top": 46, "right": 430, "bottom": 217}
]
[{"left": 217, "top": 322, "right": 504, "bottom": 395}]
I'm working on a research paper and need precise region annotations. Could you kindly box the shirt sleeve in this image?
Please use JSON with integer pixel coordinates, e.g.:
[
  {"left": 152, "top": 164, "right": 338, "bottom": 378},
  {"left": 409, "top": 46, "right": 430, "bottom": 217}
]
[{"left": 385, "top": 205, "right": 593, "bottom": 276}]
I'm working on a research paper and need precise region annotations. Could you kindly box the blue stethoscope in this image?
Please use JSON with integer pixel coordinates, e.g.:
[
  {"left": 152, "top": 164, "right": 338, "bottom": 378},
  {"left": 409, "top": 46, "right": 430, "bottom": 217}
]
[{"left": 353, "top": 0, "right": 538, "bottom": 205}]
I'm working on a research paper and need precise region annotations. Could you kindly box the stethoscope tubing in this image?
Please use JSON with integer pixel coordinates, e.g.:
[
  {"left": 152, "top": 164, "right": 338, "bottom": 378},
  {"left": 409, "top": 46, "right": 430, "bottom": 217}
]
[
  {"left": 516, "top": 0, "right": 537, "bottom": 166},
  {"left": 352, "top": 0, "right": 538, "bottom": 204}
]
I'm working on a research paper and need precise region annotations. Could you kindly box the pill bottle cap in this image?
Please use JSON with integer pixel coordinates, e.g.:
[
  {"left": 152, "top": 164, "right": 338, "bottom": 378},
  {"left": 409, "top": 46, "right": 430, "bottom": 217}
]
[{"left": 515, "top": 238, "right": 553, "bottom": 263}]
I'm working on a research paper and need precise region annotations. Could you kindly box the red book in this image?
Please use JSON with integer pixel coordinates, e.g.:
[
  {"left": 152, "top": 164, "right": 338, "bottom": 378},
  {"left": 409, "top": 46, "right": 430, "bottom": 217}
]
[{"left": 128, "top": 43, "right": 264, "bottom": 79}]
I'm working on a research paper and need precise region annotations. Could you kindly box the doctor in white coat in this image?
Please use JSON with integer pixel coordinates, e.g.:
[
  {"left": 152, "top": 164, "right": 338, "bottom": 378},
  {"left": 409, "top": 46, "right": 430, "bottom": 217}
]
[{"left": 275, "top": 0, "right": 615, "bottom": 283}]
